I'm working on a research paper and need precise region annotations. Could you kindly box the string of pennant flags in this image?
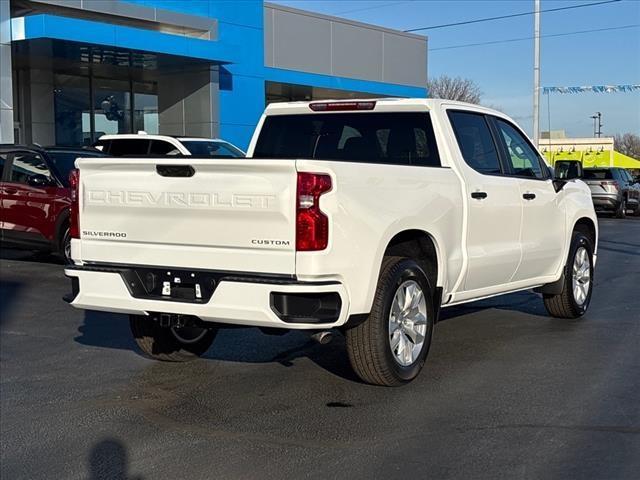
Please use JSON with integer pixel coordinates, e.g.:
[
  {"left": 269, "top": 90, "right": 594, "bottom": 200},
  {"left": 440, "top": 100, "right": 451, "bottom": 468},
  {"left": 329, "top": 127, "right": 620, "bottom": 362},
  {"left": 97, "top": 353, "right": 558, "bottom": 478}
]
[{"left": 542, "top": 84, "right": 640, "bottom": 94}]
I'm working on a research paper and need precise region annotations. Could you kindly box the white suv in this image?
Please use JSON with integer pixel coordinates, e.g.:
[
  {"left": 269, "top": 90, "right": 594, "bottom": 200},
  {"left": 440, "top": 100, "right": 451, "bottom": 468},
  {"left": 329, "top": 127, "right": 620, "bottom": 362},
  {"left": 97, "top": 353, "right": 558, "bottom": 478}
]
[{"left": 94, "top": 133, "right": 245, "bottom": 157}]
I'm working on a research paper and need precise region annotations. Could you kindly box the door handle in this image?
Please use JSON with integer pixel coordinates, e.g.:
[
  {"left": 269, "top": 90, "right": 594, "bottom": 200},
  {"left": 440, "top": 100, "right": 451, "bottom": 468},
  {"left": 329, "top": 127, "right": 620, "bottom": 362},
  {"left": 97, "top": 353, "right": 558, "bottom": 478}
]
[
  {"left": 471, "top": 191, "right": 488, "bottom": 200},
  {"left": 523, "top": 193, "right": 536, "bottom": 200},
  {"left": 4, "top": 187, "right": 17, "bottom": 195}
]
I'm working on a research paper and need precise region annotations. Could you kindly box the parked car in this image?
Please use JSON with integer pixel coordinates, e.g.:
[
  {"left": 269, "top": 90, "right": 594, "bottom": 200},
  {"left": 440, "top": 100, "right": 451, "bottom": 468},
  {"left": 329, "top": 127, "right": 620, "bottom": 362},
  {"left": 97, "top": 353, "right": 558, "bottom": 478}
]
[
  {"left": 0, "top": 145, "right": 105, "bottom": 262},
  {"left": 583, "top": 167, "right": 640, "bottom": 218},
  {"left": 94, "top": 133, "right": 245, "bottom": 158},
  {"left": 65, "top": 99, "right": 597, "bottom": 386}
]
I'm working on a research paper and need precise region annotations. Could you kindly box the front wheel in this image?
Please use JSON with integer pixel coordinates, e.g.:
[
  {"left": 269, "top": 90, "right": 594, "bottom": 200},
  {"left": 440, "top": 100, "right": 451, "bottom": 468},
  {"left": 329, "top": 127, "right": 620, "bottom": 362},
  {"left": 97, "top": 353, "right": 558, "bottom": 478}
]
[
  {"left": 129, "top": 315, "right": 217, "bottom": 361},
  {"left": 345, "top": 257, "right": 435, "bottom": 386},
  {"left": 543, "top": 232, "right": 594, "bottom": 319}
]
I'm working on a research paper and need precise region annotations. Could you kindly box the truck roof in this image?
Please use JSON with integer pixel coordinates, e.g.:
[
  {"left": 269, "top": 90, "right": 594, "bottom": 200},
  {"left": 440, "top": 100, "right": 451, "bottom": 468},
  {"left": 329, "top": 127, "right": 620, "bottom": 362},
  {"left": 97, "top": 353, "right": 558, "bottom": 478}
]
[{"left": 263, "top": 98, "right": 506, "bottom": 116}]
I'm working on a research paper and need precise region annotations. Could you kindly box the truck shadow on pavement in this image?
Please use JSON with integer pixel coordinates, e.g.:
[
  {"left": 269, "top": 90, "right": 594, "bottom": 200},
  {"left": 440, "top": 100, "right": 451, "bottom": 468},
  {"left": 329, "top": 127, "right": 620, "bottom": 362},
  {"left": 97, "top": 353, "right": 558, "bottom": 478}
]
[{"left": 74, "top": 289, "right": 554, "bottom": 384}]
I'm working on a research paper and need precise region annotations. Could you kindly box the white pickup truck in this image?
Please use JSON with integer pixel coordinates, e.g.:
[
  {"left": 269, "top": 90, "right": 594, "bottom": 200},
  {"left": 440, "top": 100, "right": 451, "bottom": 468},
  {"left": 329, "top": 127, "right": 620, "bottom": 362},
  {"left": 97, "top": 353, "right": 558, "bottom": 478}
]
[{"left": 65, "top": 99, "right": 597, "bottom": 386}]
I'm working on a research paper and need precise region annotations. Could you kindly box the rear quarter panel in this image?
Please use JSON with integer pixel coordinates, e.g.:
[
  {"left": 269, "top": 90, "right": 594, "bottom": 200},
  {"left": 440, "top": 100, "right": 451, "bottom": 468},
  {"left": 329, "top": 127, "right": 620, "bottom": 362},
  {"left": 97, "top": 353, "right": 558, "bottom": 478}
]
[{"left": 295, "top": 160, "right": 464, "bottom": 315}]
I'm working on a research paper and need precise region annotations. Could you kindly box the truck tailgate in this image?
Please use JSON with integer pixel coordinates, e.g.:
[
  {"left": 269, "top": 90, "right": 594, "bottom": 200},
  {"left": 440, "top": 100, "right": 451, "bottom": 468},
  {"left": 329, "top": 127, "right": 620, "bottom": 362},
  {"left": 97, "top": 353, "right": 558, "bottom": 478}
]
[{"left": 75, "top": 158, "right": 297, "bottom": 274}]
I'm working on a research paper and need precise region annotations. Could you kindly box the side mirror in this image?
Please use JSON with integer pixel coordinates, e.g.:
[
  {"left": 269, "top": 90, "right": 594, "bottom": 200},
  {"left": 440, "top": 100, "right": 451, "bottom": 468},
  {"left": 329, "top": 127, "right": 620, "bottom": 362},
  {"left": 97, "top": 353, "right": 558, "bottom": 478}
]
[
  {"left": 552, "top": 160, "right": 583, "bottom": 193},
  {"left": 27, "top": 174, "right": 53, "bottom": 188},
  {"left": 554, "top": 160, "right": 583, "bottom": 180}
]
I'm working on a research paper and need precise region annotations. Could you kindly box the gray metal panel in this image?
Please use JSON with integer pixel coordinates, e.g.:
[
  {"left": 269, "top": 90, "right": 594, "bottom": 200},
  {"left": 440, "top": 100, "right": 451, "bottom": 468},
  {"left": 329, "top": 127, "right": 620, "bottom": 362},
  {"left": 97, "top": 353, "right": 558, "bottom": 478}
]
[
  {"left": 88, "top": 0, "right": 155, "bottom": 22},
  {"left": 30, "top": 0, "right": 216, "bottom": 39},
  {"left": 155, "top": 9, "right": 217, "bottom": 36},
  {"left": 272, "top": 8, "right": 332, "bottom": 75},
  {"left": 0, "top": 0, "right": 13, "bottom": 143},
  {"left": 264, "top": 3, "right": 427, "bottom": 88},
  {"left": 158, "top": 66, "right": 219, "bottom": 138},
  {"left": 264, "top": 6, "right": 274, "bottom": 67},
  {"left": 1, "top": 108, "right": 15, "bottom": 143},
  {"left": 382, "top": 32, "right": 427, "bottom": 87},
  {"left": 332, "top": 22, "right": 383, "bottom": 82}
]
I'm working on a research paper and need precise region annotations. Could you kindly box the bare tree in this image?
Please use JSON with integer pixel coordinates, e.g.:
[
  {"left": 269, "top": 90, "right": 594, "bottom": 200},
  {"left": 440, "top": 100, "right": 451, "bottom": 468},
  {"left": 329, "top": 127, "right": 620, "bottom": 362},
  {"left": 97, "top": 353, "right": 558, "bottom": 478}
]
[
  {"left": 426, "top": 75, "right": 482, "bottom": 104},
  {"left": 614, "top": 133, "right": 640, "bottom": 159}
]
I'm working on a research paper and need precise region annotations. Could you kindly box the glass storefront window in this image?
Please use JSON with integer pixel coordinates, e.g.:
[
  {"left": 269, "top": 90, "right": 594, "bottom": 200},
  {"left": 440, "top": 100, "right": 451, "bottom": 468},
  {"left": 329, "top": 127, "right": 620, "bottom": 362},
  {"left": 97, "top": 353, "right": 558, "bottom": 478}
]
[
  {"left": 93, "top": 78, "right": 131, "bottom": 138},
  {"left": 53, "top": 75, "right": 158, "bottom": 144},
  {"left": 133, "top": 82, "right": 158, "bottom": 134},
  {"left": 54, "top": 74, "right": 91, "bottom": 145}
]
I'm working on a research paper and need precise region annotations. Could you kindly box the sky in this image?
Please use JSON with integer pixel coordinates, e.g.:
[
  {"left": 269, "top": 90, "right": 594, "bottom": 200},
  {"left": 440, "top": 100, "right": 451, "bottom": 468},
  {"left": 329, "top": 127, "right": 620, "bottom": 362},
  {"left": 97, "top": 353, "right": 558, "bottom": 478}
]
[{"left": 271, "top": 0, "right": 640, "bottom": 138}]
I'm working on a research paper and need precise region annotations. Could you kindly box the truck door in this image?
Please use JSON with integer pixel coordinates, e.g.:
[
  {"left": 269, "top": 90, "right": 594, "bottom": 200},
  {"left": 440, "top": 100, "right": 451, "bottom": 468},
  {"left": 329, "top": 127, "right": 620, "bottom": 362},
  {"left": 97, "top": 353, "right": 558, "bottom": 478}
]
[
  {"left": 491, "top": 117, "right": 566, "bottom": 281},
  {"left": 447, "top": 110, "right": 523, "bottom": 293}
]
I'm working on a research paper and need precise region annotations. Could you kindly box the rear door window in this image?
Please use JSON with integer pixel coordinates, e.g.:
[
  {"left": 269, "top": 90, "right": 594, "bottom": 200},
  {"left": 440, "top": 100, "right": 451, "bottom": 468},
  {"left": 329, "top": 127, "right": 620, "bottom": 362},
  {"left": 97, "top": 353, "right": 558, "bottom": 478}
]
[
  {"left": 253, "top": 112, "right": 441, "bottom": 167},
  {"left": 448, "top": 111, "right": 502, "bottom": 175},
  {"left": 9, "top": 152, "right": 54, "bottom": 186},
  {"left": 108, "top": 139, "right": 150, "bottom": 156}
]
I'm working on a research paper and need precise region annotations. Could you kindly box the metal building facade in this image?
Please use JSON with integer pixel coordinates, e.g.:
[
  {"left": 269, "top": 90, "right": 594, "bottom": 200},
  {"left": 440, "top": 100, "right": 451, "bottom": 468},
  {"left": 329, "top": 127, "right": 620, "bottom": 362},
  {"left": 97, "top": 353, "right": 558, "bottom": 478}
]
[{"left": 0, "top": 0, "right": 428, "bottom": 149}]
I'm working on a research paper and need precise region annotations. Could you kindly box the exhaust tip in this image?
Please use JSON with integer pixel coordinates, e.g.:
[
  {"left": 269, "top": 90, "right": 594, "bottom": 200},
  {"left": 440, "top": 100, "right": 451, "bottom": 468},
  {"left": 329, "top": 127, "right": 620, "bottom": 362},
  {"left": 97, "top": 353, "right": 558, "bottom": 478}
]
[{"left": 311, "top": 331, "right": 333, "bottom": 345}]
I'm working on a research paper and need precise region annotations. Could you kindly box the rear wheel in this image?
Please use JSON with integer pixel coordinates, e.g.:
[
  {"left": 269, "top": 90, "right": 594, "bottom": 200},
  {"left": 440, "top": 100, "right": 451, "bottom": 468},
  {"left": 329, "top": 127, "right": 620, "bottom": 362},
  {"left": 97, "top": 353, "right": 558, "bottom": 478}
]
[
  {"left": 543, "top": 232, "right": 594, "bottom": 319},
  {"left": 615, "top": 198, "right": 627, "bottom": 218},
  {"left": 129, "top": 315, "right": 217, "bottom": 361},
  {"left": 61, "top": 227, "right": 72, "bottom": 264},
  {"left": 345, "top": 257, "right": 435, "bottom": 386},
  {"left": 56, "top": 225, "right": 73, "bottom": 264}
]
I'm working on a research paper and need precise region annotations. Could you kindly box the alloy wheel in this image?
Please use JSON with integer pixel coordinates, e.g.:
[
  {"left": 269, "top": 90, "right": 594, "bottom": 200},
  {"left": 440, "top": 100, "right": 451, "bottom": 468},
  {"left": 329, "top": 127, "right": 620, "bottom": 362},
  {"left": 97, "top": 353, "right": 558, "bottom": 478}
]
[
  {"left": 388, "top": 280, "right": 428, "bottom": 366},
  {"left": 572, "top": 246, "right": 591, "bottom": 306}
]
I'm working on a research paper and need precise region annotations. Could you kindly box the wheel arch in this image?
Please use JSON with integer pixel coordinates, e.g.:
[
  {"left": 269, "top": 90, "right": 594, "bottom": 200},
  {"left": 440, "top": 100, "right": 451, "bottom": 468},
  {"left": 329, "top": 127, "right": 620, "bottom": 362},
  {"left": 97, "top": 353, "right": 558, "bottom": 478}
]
[
  {"left": 382, "top": 229, "right": 443, "bottom": 290},
  {"left": 573, "top": 217, "right": 597, "bottom": 251}
]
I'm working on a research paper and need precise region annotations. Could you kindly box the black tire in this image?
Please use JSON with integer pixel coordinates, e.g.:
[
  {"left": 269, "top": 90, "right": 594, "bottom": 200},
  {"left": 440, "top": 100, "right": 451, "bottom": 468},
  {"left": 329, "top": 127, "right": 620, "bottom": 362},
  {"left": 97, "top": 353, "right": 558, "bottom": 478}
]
[
  {"left": 543, "top": 231, "right": 594, "bottom": 319},
  {"left": 58, "top": 226, "right": 72, "bottom": 264},
  {"left": 129, "top": 315, "right": 217, "bottom": 362},
  {"left": 615, "top": 198, "right": 627, "bottom": 219},
  {"left": 345, "top": 257, "right": 435, "bottom": 386}
]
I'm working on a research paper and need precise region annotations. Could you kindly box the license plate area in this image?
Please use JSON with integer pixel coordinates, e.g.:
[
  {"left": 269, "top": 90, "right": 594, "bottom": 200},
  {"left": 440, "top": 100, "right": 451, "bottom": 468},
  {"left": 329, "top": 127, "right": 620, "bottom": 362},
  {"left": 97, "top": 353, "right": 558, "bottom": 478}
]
[{"left": 121, "top": 268, "right": 218, "bottom": 303}]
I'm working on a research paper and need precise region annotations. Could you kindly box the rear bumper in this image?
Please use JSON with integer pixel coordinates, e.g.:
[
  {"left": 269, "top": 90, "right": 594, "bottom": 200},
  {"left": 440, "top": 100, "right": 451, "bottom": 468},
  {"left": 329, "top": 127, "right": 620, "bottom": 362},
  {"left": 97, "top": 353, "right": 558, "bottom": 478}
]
[
  {"left": 591, "top": 194, "right": 619, "bottom": 210},
  {"left": 64, "top": 265, "right": 350, "bottom": 329}
]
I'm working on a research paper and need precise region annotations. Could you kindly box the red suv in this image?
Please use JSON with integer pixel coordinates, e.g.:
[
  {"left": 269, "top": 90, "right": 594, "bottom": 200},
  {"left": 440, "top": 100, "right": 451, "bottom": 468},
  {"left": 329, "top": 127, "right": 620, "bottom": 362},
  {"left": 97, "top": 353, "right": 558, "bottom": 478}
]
[{"left": 0, "top": 145, "right": 105, "bottom": 262}]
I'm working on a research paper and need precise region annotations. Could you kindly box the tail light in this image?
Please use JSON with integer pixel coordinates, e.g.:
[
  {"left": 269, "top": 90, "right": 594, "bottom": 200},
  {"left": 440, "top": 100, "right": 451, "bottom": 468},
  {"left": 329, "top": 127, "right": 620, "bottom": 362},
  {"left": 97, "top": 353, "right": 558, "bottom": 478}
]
[
  {"left": 600, "top": 180, "right": 618, "bottom": 190},
  {"left": 69, "top": 169, "right": 80, "bottom": 239},
  {"left": 296, "top": 172, "right": 332, "bottom": 251}
]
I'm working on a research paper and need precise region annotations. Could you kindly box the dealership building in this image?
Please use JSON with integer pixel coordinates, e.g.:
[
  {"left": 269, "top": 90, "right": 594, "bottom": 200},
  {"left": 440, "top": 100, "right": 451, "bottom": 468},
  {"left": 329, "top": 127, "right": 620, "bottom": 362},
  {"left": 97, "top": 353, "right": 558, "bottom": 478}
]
[{"left": 0, "top": 0, "right": 428, "bottom": 149}]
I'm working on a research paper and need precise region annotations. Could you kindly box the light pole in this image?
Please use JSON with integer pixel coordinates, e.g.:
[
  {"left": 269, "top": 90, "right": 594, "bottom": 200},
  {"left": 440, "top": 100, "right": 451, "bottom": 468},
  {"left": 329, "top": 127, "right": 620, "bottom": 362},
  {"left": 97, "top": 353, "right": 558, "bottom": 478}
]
[
  {"left": 533, "top": 0, "right": 541, "bottom": 147},
  {"left": 590, "top": 112, "right": 602, "bottom": 137}
]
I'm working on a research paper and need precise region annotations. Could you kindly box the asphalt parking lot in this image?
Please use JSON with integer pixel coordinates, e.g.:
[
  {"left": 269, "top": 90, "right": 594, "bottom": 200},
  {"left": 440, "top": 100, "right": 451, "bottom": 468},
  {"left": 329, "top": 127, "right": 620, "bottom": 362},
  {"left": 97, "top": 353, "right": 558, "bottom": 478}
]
[{"left": 1, "top": 216, "right": 639, "bottom": 480}]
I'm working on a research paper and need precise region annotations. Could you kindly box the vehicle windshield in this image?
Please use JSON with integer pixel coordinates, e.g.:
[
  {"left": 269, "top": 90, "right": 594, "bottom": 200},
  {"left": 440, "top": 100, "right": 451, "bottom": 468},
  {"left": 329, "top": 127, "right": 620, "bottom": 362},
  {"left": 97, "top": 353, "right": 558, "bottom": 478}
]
[
  {"left": 181, "top": 141, "right": 245, "bottom": 157},
  {"left": 583, "top": 169, "right": 613, "bottom": 180},
  {"left": 47, "top": 150, "right": 104, "bottom": 186}
]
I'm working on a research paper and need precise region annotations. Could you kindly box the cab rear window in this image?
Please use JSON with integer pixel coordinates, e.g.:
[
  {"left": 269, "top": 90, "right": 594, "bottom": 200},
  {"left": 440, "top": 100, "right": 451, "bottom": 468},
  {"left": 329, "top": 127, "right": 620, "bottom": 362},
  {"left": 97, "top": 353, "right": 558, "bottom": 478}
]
[{"left": 253, "top": 112, "right": 440, "bottom": 167}]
